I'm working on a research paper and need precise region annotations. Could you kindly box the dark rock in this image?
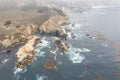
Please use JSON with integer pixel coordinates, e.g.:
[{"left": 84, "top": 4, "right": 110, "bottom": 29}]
[{"left": 53, "top": 37, "right": 70, "bottom": 53}]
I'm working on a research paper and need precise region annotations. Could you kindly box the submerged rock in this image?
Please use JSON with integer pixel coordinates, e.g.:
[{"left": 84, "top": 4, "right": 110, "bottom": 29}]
[
  {"left": 15, "top": 35, "right": 41, "bottom": 68},
  {"left": 86, "top": 33, "right": 94, "bottom": 39},
  {"left": 44, "top": 62, "right": 56, "bottom": 69},
  {"left": 71, "top": 33, "right": 76, "bottom": 39}
]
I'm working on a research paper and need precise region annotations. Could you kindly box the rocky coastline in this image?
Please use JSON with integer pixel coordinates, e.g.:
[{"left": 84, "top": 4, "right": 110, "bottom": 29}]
[{"left": 0, "top": 7, "right": 71, "bottom": 69}]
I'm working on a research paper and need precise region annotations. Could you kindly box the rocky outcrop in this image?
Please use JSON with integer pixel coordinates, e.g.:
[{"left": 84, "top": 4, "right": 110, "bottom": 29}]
[
  {"left": 2, "top": 39, "right": 12, "bottom": 48},
  {"left": 0, "top": 7, "right": 70, "bottom": 69},
  {"left": 53, "top": 37, "right": 70, "bottom": 53},
  {"left": 0, "top": 24, "right": 40, "bottom": 68},
  {"left": 44, "top": 62, "right": 56, "bottom": 69},
  {"left": 0, "top": 33, "right": 27, "bottom": 52},
  {"left": 0, "top": 24, "right": 38, "bottom": 52},
  {"left": 15, "top": 35, "right": 41, "bottom": 68},
  {"left": 14, "top": 11, "right": 69, "bottom": 68},
  {"left": 39, "top": 15, "right": 68, "bottom": 37},
  {"left": 1, "top": 39, "right": 13, "bottom": 52}
]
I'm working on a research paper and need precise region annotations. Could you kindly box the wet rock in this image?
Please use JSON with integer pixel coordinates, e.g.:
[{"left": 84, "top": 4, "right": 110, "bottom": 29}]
[
  {"left": 58, "top": 42, "right": 69, "bottom": 52},
  {"left": 53, "top": 37, "right": 70, "bottom": 53},
  {"left": 72, "top": 23, "right": 75, "bottom": 27},
  {"left": 5, "top": 46, "right": 13, "bottom": 53},
  {"left": 71, "top": 33, "right": 76, "bottom": 39},
  {"left": 86, "top": 33, "right": 94, "bottom": 39},
  {"left": 44, "top": 62, "right": 56, "bottom": 69}
]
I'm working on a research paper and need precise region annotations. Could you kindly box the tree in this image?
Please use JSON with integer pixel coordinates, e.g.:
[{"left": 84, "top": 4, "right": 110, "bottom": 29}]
[{"left": 4, "top": 20, "right": 11, "bottom": 27}]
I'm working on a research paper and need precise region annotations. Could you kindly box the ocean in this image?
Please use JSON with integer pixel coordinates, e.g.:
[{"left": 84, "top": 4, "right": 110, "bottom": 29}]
[{"left": 0, "top": 5, "right": 120, "bottom": 80}]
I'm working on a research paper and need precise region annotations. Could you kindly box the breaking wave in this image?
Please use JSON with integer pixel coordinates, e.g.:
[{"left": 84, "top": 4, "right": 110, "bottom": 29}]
[
  {"left": 13, "top": 67, "right": 27, "bottom": 80},
  {"left": 36, "top": 74, "right": 48, "bottom": 80},
  {"left": 35, "top": 37, "right": 50, "bottom": 58},
  {"left": 64, "top": 23, "right": 86, "bottom": 40},
  {"left": 79, "top": 48, "right": 91, "bottom": 53},
  {"left": 66, "top": 47, "right": 84, "bottom": 63},
  {"left": 92, "top": 5, "right": 114, "bottom": 10},
  {"left": 1, "top": 58, "right": 9, "bottom": 64},
  {"left": 13, "top": 37, "right": 50, "bottom": 80},
  {"left": 65, "top": 47, "right": 90, "bottom": 63}
]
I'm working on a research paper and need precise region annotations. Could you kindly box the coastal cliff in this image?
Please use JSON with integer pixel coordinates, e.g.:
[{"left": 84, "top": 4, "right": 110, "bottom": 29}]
[
  {"left": 39, "top": 15, "right": 68, "bottom": 37},
  {"left": 0, "top": 6, "right": 70, "bottom": 68}
]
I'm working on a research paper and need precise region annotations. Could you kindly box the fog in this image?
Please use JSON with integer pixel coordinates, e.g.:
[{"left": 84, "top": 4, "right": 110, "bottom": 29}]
[
  {"left": 0, "top": 0, "right": 120, "bottom": 7},
  {"left": 0, "top": 0, "right": 120, "bottom": 41}
]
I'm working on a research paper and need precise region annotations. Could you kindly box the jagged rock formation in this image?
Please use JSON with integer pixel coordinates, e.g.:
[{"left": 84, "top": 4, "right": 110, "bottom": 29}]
[
  {"left": 0, "top": 24, "right": 38, "bottom": 52},
  {"left": 15, "top": 35, "right": 41, "bottom": 68},
  {"left": 0, "top": 6, "right": 69, "bottom": 69},
  {"left": 39, "top": 15, "right": 68, "bottom": 37},
  {"left": 53, "top": 37, "right": 70, "bottom": 53}
]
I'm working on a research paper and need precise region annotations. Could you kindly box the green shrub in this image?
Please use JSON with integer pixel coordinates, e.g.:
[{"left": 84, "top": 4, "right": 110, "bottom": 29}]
[{"left": 4, "top": 20, "right": 11, "bottom": 26}]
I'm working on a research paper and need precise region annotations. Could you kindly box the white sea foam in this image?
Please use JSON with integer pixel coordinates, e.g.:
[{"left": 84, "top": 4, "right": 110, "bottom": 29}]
[
  {"left": 101, "top": 42, "right": 108, "bottom": 47},
  {"left": 50, "top": 47, "right": 58, "bottom": 60},
  {"left": 65, "top": 47, "right": 85, "bottom": 63},
  {"left": 39, "top": 37, "right": 50, "bottom": 48},
  {"left": 35, "top": 37, "right": 50, "bottom": 58},
  {"left": 36, "top": 74, "right": 48, "bottom": 80},
  {"left": 64, "top": 23, "right": 85, "bottom": 40},
  {"left": 92, "top": 5, "right": 114, "bottom": 9},
  {"left": 74, "top": 32, "right": 84, "bottom": 40},
  {"left": 14, "top": 67, "right": 27, "bottom": 75},
  {"left": 67, "top": 32, "right": 72, "bottom": 39},
  {"left": 50, "top": 47, "right": 58, "bottom": 54},
  {"left": 1, "top": 58, "right": 9, "bottom": 64},
  {"left": 72, "top": 25, "right": 85, "bottom": 39},
  {"left": 73, "top": 23, "right": 82, "bottom": 30},
  {"left": 80, "top": 48, "right": 91, "bottom": 53},
  {"left": 13, "top": 68, "right": 23, "bottom": 75},
  {"left": 64, "top": 23, "right": 82, "bottom": 31},
  {"left": 13, "top": 37, "right": 50, "bottom": 80},
  {"left": 13, "top": 67, "right": 27, "bottom": 80},
  {"left": 64, "top": 46, "right": 91, "bottom": 63},
  {"left": 36, "top": 52, "right": 45, "bottom": 57}
]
